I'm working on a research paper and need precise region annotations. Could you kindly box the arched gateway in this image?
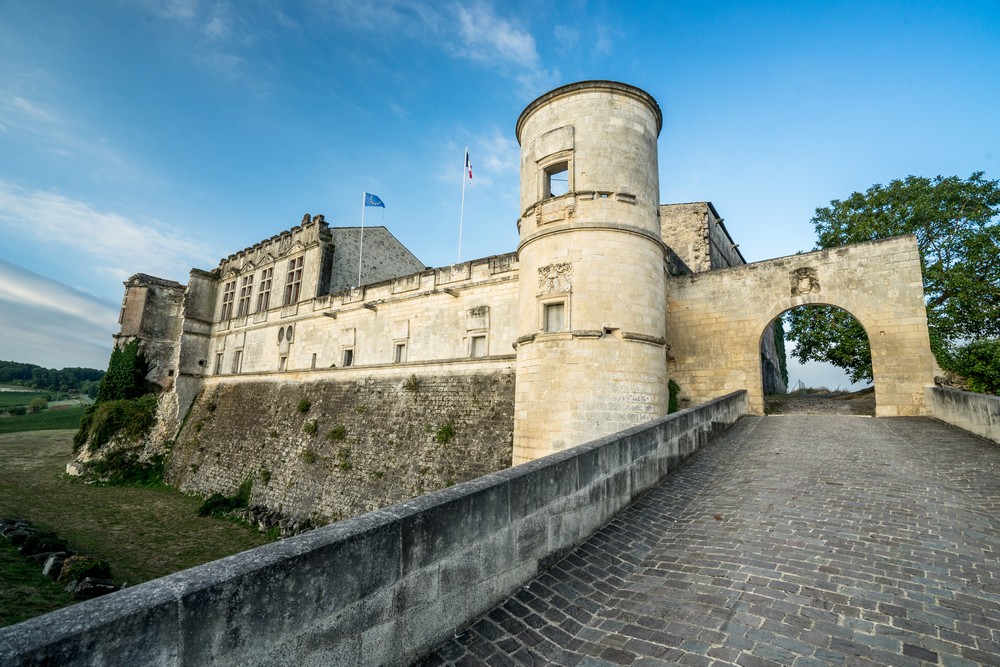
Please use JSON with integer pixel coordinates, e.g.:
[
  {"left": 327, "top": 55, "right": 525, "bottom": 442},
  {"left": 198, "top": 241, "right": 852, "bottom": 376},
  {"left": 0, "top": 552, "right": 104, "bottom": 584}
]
[{"left": 666, "top": 235, "right": 940, "bottom": 416}]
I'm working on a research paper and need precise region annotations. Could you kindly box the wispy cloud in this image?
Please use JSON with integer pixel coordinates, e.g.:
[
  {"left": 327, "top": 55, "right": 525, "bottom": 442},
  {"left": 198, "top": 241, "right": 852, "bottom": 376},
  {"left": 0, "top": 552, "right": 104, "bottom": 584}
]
[
  {"left": 0, "top": 259, "right": 118, "bottom": 368},
  {"left": 0, "top": 91, "right": 141, "bottom": 183},
  {"left": 0, "top": 181, "right": 217, "bottom": 287},
  {"left": 455, "top": 4, "right": 539, "bottom": 68}
]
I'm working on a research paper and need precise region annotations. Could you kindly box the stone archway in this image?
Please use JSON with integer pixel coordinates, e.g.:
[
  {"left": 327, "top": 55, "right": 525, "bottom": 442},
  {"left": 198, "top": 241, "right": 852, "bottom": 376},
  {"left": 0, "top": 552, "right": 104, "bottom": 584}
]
[{"left": 666, "top": 235, "right": 939, "bottom": 416}]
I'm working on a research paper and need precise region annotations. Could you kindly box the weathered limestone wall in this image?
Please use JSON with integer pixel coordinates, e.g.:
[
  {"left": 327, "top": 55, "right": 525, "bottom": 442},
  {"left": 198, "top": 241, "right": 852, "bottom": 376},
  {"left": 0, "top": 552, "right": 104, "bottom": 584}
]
[
  {"left": 2, "top": 392, "right": 748, "bottom": 667},
  {"left": 667, "top": 235, "right": 938, "bottom": 416},
  {"left": 513, "top": 80, "right": 669, "bottom": 463},
  {"left": 208, "top": 253, "right": 518, "bottom": 376},
  {"left": 166, "top": 361, "right": 515, "bottom": 523},
  {"left": 115, "top": 274, "right": 186, "bottom": 389},
  {"left": 926, "top": 386, "right": 1000, "bottom": 444},
  {"left": 660, "top": 202, "right": 743, "bottom": 272}
]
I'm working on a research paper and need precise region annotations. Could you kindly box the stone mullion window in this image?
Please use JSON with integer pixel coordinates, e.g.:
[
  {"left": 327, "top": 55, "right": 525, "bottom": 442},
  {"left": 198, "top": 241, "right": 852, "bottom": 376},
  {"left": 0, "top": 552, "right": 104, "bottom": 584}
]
[
  {"left": 283, "top": 257, "right": 304, "bottom": 305},
  {"left": 256, "top": 267, "right": 273, "bottom": 312},
  {"left": 236, "top": 275, "right": 254, "bottom": 318},
  {"left": 220, "top": 280, "right": 236, "bottom": 321}
]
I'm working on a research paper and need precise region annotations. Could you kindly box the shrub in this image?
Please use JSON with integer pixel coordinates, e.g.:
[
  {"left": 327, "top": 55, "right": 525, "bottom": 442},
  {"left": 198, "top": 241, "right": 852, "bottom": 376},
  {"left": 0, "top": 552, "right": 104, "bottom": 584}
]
[
  {"left": 302, "top": 419, "right": 318, "bottom": 435},
  {"left": 326, "top": 425, "right": 346, "bottom": 441},
  {"left": 76, "top": 394, "right": 158, "bottom": 453},
  {"left": 435, "top": 423, "right": 455, "bottom": 444},
  {"left": 260, "top": 468, "right": 271, "bottom": 484},
  {"left": 197, "top": 476, "right": 253, "bottom": 517},
  {"left": 302, "top": 448, "right": 317, "bottom": 464},
  {"left": 297, "top": 398, "right": 311, "bottom": 413},
  {"left": 668, "top": 379, "right": 681, "bottom": 414},
  {"left": 58, "top": 555, "right": 111, "bottom": 584},
  {"left": 9, "top": 405, "right": 26, "bottom": 416},
  {"left": 403, "top": 374, "right": 421, "bottom": 392},
  {"left": 336, "top": 447, "right": 352, "bottom": 472},
  {"left": 945, "top": 339, "right": 1000, "bottom": 394},
  {"left": 84, "top": 451, "right": 166, "bottom": 487}
]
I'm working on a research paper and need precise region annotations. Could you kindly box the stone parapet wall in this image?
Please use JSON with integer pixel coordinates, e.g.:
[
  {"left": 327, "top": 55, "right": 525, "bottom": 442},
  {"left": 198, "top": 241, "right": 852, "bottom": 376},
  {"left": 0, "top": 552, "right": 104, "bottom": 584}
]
[
  {"left": 1, "top": 391, "right": 748, "bottom": 666},
  {"left": 926, "top": 386, "right": 1000, "bottom": 444},
  {"left": 167, "top": 361, "right": 516, "bottom": 523}
]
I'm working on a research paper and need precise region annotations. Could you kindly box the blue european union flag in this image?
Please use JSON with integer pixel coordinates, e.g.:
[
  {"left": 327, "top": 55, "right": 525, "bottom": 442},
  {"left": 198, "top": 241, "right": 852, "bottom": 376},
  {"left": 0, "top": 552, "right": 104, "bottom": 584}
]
[{"left": 365, "top": 192, "right": 385, "bottom": 208}]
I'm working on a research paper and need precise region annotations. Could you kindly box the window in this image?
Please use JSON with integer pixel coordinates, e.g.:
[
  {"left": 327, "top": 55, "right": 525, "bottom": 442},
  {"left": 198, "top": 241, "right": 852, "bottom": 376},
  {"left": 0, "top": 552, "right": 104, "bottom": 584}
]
[
  {"left": 310, "top": 353, "right": 317, "bottom": 370},
  {"left": 283, "top": 257, "right": 303, "bottom": 305},
  {"left": 470, "top": 335, "right": 487, "bottom": 358},
  {"left": 545, "top": 161, "right": 569, "bottom": 198},
  {"left": 342, "top": 349, "right": 354, "bottom": 367},
  {"left": 543, "top": 302, "right": 565, "bottom": 332},
  {"left": 220, "top": 280, "right": 236, "bottom": 320},
  {"left": 279, "top": 355, "right": 287, "bottom": 371},
  {"left": 237, "top": 274, "right": 253, "bottom": 318},
  {"left": 232, "top": 349, "right": 243, "bottom": 374},
  {"left": 393, "top": 342, "right": 406, "bottom": 363},
  {"left": 214, "top": 353, "right": 223, "bottom": 375},
  {"left": 256, "top": 267, "right": 273, "bottom": 312}
]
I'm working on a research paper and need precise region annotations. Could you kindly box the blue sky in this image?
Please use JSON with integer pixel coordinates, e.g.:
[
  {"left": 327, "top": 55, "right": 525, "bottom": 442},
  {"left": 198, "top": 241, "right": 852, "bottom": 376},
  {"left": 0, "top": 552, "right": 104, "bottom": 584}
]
[{"left": 1, "top": 1, "right": 997, "bottom": 389}]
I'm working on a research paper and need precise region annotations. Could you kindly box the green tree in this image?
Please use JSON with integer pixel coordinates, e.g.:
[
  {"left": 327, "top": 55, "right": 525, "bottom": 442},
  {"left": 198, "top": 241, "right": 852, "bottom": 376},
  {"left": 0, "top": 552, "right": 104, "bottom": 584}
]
[
  {"left": 28, "top": 397, "right": 48, "bottom": 413},
  {"left": 786, "top": 173, "right": 1000, "bottom": 382}
]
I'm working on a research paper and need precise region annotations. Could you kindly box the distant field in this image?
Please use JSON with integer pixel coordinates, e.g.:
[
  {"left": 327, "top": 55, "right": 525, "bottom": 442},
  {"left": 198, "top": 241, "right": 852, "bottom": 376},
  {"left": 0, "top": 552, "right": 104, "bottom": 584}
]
[
  {"left": 0, "top": 391, "right": 50, "bottom": 408},
  {"left": 0, "top": 406, "right": 86, "bottom": 434},
  {"left": 0, "top": 429, "right": 273, "bottom": 626}
]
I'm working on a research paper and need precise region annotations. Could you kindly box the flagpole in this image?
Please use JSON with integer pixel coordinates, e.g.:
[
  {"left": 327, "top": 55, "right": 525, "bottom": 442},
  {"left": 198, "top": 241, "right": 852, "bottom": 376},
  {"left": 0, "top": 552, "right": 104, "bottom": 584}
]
[
  {"left": 358, "top": 191, "right": 366, "bottom": 287},
  {"left": 458, "top": 147, "right": 467, "bottom": 263}
]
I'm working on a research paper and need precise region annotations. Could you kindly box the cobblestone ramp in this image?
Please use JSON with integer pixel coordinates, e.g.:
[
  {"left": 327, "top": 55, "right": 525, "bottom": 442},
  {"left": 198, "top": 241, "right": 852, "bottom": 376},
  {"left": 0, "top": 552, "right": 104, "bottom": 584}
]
[{"left": 417, "top": 416, "right": 1000, "bottom": 666}]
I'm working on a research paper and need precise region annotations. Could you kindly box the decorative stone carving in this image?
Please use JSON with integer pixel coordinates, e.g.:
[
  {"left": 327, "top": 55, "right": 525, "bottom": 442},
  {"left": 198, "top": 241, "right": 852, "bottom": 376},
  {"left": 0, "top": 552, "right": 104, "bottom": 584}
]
[
  {"left": 537, "top": 263, "right": 572, "bottom": 295},
  {"left": 790, "top": 267, "right": 820, "bottom": 296}
]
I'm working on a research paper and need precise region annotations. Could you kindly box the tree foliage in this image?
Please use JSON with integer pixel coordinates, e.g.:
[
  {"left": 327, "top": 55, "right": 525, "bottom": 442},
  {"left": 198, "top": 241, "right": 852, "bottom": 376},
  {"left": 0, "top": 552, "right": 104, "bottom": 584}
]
[
  {"left": 96, "top": 340, "right": 153, "bottom": 402},
  {"left": 0, "top": 360, "right": 103, "bottom": 393},
  {"left": 786, "top": 173, "right": 1000, "bottom": 382}
]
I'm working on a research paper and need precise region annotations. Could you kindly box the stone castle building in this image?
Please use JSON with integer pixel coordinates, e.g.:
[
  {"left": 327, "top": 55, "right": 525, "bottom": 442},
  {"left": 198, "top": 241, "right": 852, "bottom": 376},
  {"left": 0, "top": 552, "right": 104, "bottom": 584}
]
[{"left": 111, "top": 81, "right": 937, "bottom": 523}]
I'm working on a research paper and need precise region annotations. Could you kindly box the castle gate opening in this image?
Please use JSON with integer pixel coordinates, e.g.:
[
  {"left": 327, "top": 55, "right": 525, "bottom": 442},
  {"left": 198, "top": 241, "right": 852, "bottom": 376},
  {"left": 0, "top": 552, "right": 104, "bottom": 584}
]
[{"left": 666, "top": 234, "right": 939, "bottom": 416}]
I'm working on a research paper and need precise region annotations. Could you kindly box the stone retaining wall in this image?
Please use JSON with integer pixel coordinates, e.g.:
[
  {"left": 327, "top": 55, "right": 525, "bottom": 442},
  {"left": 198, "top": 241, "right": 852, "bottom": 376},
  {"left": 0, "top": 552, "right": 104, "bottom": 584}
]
[
  {"left": 926, "top": 386, "right": 1000, "bottom": 444},
  {"left": 1, "top": 391, "right": 748, "bottom": 666}
]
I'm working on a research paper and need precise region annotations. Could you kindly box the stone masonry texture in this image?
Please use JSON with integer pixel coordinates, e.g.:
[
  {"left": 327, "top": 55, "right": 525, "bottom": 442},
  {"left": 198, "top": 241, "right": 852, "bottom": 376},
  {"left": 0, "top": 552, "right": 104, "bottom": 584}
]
[
  {"left": 167, "top": 370, "right": 514, "bottom": 524},
  {"left": 418, "top": 415, "right": 1000, "bottom": 666}
]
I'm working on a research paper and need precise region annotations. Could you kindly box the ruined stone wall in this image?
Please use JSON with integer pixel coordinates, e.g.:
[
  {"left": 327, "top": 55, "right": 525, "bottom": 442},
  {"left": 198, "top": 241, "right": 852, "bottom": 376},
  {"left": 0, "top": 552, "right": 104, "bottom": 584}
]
[
  {"left": 667, "top": 235, "right": 938, "bottom": 416},
  {"left": 165, "top": 362, "right": 515, "bottom": 524}
]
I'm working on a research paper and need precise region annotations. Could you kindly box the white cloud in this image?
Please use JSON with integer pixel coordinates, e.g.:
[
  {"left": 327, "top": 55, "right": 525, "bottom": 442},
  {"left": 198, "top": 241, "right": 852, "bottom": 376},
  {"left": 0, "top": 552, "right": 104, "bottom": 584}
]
[
  {"left": 0, "top": 260, "right": 118, "bottom": 369},
  {"left": 456, "top": 4, "right": 539, "bottom": 68},
  {"left": 0, "top": 181, "right": 217, "bottom": 287}
]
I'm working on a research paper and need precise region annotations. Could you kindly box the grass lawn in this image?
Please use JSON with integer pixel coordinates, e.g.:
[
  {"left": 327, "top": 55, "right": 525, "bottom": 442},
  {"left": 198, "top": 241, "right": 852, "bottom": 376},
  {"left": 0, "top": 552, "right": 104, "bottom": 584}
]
[
  {"left": 0, "top": 539, "right": 73, "bottom": 627},
  {"left": 0, "top": 406, "right": 86, "bottom": 434},
  {"left": 0, "top": 430, "right": 274, "bottom": 627},
  {"left": 0, "top": 391, "right": 50, "bottom": 408}
]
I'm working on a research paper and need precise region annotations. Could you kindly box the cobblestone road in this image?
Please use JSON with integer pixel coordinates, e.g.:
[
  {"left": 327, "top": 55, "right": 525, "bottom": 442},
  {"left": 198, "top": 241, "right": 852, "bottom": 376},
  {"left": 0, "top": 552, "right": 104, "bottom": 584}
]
[{"left": 417, "top": 416, "right": 1000, "bottom": 666}]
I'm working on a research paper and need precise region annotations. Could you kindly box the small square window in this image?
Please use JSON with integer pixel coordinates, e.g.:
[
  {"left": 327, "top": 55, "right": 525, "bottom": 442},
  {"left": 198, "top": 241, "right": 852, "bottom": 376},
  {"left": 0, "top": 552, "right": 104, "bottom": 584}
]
[
  {"left": 543, "top": 302, "right": 565, "bottom": 332},
  {"left": 393, "top": 343, "right": 407, "bottom": 364},
  {"left": 342, "top": 349, "right": 354, "bottom": 367},
  {"left": 470, "top": 335, "right": 487, "bottom": 358},
  {"left": 545, "top": 162, "right": 569, "bottom": 198}
]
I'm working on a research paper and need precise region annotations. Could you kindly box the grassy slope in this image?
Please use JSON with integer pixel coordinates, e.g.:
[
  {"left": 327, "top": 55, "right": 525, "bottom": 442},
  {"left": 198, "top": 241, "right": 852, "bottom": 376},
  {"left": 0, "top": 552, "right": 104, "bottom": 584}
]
[
  {"left": 0, "top": 539, "right": 73, "bottom": 626},
  {"left": 0, "top": 430, "right": 274, "bottom": 626},
  {"left": 0, "top": 391, "right": 50, "bottom": 408}
]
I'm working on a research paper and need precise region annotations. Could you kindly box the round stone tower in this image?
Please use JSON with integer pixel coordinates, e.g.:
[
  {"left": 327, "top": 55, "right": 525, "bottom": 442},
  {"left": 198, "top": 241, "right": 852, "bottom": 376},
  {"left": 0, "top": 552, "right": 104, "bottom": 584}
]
[{"left": 512, "top": 80, "right": 669, "bottom": 464}]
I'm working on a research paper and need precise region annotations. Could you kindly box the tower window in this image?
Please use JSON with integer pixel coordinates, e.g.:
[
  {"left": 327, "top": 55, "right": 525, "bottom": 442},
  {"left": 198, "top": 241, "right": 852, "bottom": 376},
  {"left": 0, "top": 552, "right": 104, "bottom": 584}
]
[
  {"left": 545, "top": 162, "right": 569, "bottom": 198},
  {"left": 470, "top": 335, "right": 487, "bottom": 358},
  {"left": 393, "top": 342, "right": 407, "bottom": 363},
  {"left": 543, "top": 302, "right": 565, "bottom": 332},
  {"left": 283, "top": 256, "right": 304, "bottom": 305}
]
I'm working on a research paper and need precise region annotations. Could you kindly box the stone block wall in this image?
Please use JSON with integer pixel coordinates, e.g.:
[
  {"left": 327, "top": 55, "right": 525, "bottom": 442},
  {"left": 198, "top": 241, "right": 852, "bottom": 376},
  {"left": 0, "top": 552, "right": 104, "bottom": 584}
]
[
  {"left": 926, "top": 386, "right": 1000, "bottom": 444},
  {"left": 165, "top": 362, "right": 516, "bottom": 523},
  {"left": 667, "top": 235, "right": 938, "bottom": 416},
  {"left": 2, "top": 391, "right": 748, "bottom": 666}
]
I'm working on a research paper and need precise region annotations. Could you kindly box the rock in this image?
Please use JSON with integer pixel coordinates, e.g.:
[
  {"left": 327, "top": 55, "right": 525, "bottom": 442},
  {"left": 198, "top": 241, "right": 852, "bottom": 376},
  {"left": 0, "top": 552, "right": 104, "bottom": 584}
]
[
  {"left": 43, "top": 553, "right": 69, "bottom": 579},
  {"left": 71, "top": 577, "right": 117, "bottom": 600}
]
